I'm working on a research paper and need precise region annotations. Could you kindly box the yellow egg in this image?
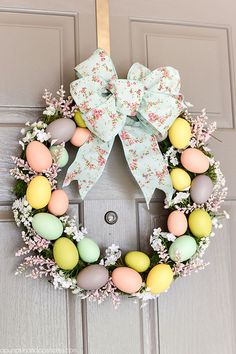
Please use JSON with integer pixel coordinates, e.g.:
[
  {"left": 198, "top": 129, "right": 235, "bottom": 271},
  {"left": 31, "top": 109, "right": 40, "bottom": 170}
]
[
  {"left": 53, "top": 237, "right": 79, "bottom": 270},
  {"left": 188, "top": 209, "right": 212, "bottom": 238},
  {"left": 146, "top": 264, "right": 173, "bottom": 294},
  {"left": 74, "top": 111, "right": 86, "bottom": 128},
  {"left": 125, "top": 251, "right": 150, "bottom": 272},
  {"left": 26, "top": 176, "right": 51, "bottom": 209},
  {"left": 168, "top": 118, "right": 191, "bottom": 149},
  {"left": 170, "top": 168, "right": 191, "bottom": 191}
]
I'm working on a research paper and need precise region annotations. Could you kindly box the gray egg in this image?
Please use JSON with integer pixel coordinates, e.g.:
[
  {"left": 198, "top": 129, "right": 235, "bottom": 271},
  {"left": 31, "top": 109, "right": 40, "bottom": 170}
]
[
  {"left": 190, "top": 175, "right": 213, "bottom": 204},
  {"left": 46, "top": 118, "right": 76, "bottom": 145},
  {"left": 77, "top": 264, "right": 109, "bottom": 290}
]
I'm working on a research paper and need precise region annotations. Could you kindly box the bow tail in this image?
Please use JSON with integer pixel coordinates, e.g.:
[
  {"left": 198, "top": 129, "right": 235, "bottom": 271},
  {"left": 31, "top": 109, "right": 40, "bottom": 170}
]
[
  {"left": 63, "top": 135, "right": 114, "bottom": 199},
  {"left": 119, "top": 125, "right": 174, "bottom": 208}
]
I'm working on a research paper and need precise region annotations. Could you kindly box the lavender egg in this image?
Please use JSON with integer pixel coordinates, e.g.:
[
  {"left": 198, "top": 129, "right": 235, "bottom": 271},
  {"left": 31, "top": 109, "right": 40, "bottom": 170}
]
[
  {"left": 77, "top": 264, "right": 109, "bottom": 290},
  {"left": 46, "top": 118, "right": 76, "bottom": 145},
  {"left": 190, "top": 175, "right": 214, "bottom": 204}
]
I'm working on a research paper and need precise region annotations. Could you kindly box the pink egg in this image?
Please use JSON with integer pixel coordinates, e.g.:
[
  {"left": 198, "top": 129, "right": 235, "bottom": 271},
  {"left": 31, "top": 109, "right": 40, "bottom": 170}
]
[
  {"left": 112, "top": 267, "right": 142, "bottom": 294},
  {"left": 181, "top": 148, "right": 209, "bottom": 173},
  {"left": 26, "top": 141, "right": 52, "bottom": 172},
  {"left": 167, "top": 210, "right": 188, "bottom": 236},
  {"left": 48, "top": 189, "right": 69, "bottom": 216},
  {"left": 70, "top": 128, "right": 91, "bottom": 147}
]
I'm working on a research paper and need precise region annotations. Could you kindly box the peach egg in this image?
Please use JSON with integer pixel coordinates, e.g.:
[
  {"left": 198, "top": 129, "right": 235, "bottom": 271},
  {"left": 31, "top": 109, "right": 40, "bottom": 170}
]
[
  {"left": 167, "top": 210, "right": 188, "bottom": 236},
  {"left": 48, "top": 189, "right": 69, "bottom": 216},
  {"left": 26, "top": 141, "right": 52, "bottom": 172},
  {"left": 112, "top": 267, "right": 142, "bottom": 294},
  {"left": 70, "top": 128, "right": 91, "bottom": 147},
  {"left": 181, "top": 148, "right": 209, "bottom": 173}
]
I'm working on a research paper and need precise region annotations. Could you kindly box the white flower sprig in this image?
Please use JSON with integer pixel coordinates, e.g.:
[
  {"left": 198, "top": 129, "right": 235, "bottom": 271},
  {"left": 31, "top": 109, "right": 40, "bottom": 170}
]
[{"left": 100, "top": 244, "right": 122, "bottom": 267}]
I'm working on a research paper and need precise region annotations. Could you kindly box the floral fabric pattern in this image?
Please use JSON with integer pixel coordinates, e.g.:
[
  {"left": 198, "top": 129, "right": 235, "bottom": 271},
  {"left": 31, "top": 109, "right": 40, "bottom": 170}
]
[{"left": 64, "top": 49, "right": 185, "bottom": 206}]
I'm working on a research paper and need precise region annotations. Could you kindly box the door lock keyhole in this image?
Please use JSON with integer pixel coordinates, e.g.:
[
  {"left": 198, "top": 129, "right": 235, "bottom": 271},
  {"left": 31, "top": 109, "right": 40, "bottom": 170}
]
[{"left": 104, "top": 211, "right": 118, "bottom": 225}]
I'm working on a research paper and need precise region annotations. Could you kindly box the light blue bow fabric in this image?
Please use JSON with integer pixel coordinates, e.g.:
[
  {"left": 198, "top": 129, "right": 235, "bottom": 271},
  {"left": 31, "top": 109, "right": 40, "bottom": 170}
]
[{"left": 64, "top": 49, "right": 185, "bottom": 206}]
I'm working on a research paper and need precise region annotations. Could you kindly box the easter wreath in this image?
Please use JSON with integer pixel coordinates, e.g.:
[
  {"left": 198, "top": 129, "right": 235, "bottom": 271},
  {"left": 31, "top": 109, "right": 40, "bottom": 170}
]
[{"left": 11, "top": 49, "right": 228, "bottom": 307}]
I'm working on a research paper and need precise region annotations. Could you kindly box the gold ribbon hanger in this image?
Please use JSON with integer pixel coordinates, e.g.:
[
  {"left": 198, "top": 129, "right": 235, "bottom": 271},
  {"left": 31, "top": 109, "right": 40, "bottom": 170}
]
[{"left": 96, "top": 0, "right": 111, "bottom": 55}]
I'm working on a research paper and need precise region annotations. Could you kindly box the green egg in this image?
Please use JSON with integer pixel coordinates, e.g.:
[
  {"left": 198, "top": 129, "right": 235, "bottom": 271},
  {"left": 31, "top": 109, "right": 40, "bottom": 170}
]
[
  {"left": 168, "top": 235, "right": 197, "bottom": 262},
  {"left": 49, "top": 146, "right": 69, "bottom": 168},
  {"left": 77, "top": 237, "right": 100, "bottom": 263},
  {"left": 32, "top": 212, "right": 63, "bottom": 240}
]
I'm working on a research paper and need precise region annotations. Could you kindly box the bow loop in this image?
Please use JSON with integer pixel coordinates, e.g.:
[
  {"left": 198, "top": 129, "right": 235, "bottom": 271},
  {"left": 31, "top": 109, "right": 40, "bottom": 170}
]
[{"left": 75, "top": 48, "right": 118, "bottom": 81}]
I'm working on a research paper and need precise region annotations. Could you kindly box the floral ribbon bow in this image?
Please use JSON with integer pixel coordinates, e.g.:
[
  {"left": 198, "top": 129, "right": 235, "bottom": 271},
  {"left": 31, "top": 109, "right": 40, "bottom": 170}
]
[{"left": 64, "top": 49, "right": 185, "bottom": 206}]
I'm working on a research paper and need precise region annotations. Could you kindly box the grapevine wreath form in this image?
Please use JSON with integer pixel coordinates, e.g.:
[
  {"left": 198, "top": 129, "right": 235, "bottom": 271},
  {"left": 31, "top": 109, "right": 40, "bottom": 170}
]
[{"left": 11, "top": 49, "right": 228, "bottom": 307}]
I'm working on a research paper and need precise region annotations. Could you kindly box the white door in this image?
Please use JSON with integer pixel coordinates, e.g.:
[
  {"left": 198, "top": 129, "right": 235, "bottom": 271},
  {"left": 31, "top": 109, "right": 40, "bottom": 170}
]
[{"left": 0, "top": 0, "right": 235, "bottom": 353}]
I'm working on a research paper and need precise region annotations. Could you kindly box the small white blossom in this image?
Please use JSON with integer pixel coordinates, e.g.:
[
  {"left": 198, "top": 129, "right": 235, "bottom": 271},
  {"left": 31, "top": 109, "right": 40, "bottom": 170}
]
[{"left": 43, "top": 106, "right": 56, "bottom": 116}]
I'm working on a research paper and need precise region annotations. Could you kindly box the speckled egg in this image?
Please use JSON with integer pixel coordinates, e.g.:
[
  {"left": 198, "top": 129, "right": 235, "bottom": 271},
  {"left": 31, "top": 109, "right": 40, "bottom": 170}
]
[
  {"left": 53, "top": 237, "right": 79, "bottom": 270},
  {"left": 188, "top": 209, "right": 212, "bottom": 238},
  {"left": 49, "top": 146, "right": 69, "bottom": 168},
  {"left": 146, "top": 264, "right": 174, "bottom": 294},
  {"left": 170, "top": 168, "right": 191, "bottom": 191},
  {"left": 26, "top": 176, "right": 51, "bottom": 209},
  {"left": 32, "top": 212, "right": 63, "bottom": 240},
  {"left": 190, "top": 175, "right": 214, "bottom": 204},
  {"left": 125, "top": 251, "right": 150, "bottom": 272},
  {"left": 70, "top": 127, "right": 91, "bottom": 147},
  {"left": 112, "top": 267, "right": 142, "bottom": 294},
  {"left": 26, "top": 141, "right": 52, "bottom": 172},
  {"left": 169, "top": 235, "right": 197, "bottom": 262},
  {"left": 77, "top": 265, "right": 109, "bottom": 290},
  {"left": 181, "top": 148, "right": 209, "bottom": 173},
  {"left": 48, "top": 189, "right": 69, "bottom": 216},
  {"left": 168, "top": 117, "right": 191, "bottom": 149},
  {"left": 46, "top": 118, "right": 76, "bottom": 144},
  {"left": 77, "top": 238, "right": 100, "bottom": 263},
  {"left": 167, "top": 210, "right": 188, "bottom": 236}
]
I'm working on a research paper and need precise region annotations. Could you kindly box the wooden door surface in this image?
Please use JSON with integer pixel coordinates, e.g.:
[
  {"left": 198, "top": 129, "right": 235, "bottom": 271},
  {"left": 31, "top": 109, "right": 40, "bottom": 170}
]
[{"left": 0, "top": 1, "right": 235, "bottom": 354}]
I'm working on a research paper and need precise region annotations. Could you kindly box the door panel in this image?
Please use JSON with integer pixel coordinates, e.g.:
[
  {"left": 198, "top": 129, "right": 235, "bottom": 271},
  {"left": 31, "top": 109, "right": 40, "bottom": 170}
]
[
  {"left": 0, "top": 1, "right": 95, "bottom": 353},
  {"left": 108, "top": 1, "right": 236, "bottom": 353}
]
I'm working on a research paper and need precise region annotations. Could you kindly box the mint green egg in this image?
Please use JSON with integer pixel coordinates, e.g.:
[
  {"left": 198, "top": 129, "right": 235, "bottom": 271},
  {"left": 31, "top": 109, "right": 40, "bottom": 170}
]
[
  {"left": 77, "top": 238, "right": 100, "bottom": 263},
  {"left": 168, "top": 235, "right": 197, "bottom": 262},
  {"left": 32, "top": 212, "right": 63, "bottom": 240},
  {"left": 49, "top": 146, "right": 69, "bottom": 168}
]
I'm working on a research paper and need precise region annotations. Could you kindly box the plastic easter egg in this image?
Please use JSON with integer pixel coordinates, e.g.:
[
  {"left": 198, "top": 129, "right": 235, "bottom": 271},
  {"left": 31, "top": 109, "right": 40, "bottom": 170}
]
[
  {"left": 46, "top": 118, "right": 76, "bottom": 145},
  {"left": 146, "top": 264, "right": 173, "bottom": 294},
  {"left": 49, "top": 146, "right": 69, "bottom": 168},
  {"left": 170, "top": 168, "right": 191, "bottom": 191},
  {"left": 188, "top": 209, "right": 212, "bottom": 238},
  {"left": 77, "top": 265, "right": 109, "bottom": 290},
  {"left": 77, "top": 238, "right": 100, "bottom": 263},
  {"left": 53, "top": 237, "right": 79, "bottom": 270},
  {"left": 70, "top": 127, "right": 91, "bottom": 147},
  {"left": 169, "top": 235, "right": 197, "bottom": 262},
  {"left": 32, "top": 212, "right": 63, "bottom": 240},
  {"left": 74, "top": 111, "right": 86, "bottom": 128},
  {"left": 168, "top": 118, "right": 191, "bottom": 149},
  {"left": 190, "top": 175, "right": 213, "bottom": 204},
  {"left": 181, "top": 148, "right": 209, "bottom": 173},
  {"left": 167, "top": 210, "right": 188, "bottom": 236},
  {"left": 125, "top": 251, "right": 150, "bottom": 272},
  {"left": 112, "top": 267, "right": 142, "bottom": 294},
  {"left": 26, "top": 141, "right": 52, "bottom": 172},
  {"left": 48, "top": 189, "right": 69, "bottom": 216},
  {"left": 26, "top": 176, "right": 51, "bottom": 209}
]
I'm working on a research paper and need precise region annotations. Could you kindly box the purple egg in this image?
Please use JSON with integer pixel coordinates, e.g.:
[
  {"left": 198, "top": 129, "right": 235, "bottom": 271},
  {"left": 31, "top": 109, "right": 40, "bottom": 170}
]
[
  {"left": 190, "top": 175, "right": 214, "bottom": 204},
  {"left": 77, "top": 264, "right": 109, "bottom": 290},
  {"left": 46, "top": 118, "right": 76, "bottom": 145}
]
